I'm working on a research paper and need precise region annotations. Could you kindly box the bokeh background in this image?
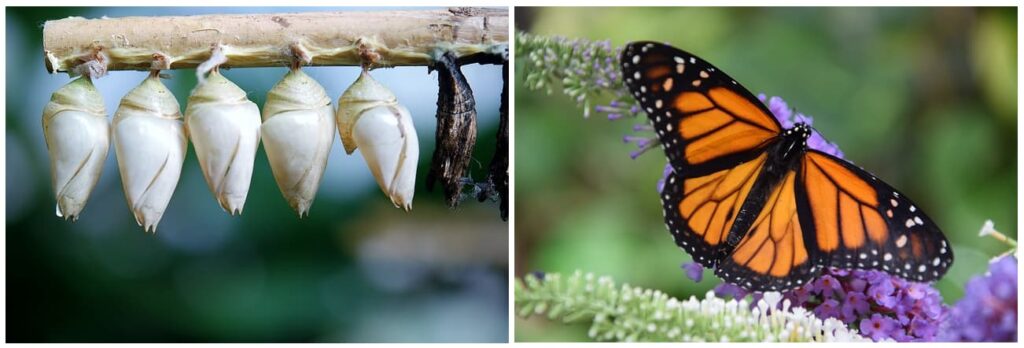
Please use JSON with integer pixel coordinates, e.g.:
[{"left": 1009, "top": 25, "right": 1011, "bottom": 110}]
[
  {"left": 6, "top": 7, "right": 507, "bottom": 342},
  {"left": 514, "top": 7, "right": 1016, "bottom": 341}
]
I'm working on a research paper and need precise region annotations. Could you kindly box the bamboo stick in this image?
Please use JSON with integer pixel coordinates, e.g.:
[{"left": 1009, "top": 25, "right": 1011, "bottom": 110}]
[{"left": 43, "top": 7, "right": 508, "bottom": 74}]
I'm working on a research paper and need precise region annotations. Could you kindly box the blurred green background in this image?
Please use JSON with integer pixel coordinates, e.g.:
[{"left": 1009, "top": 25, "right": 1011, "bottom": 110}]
[
  {"left": 6, "top": 7, "right": 507, "bottom": 342},
  {"left": 514, "top": 7, "right": 1016, "bottom": 341}
]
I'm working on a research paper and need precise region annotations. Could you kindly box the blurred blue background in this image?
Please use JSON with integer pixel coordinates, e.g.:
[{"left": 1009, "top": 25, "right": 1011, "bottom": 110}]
[
  {"left": 514, "top": 7, "right": 1016, "bottom": 341},
  {"left": 6, "top": 7, "right": 507, "bottom": 342}
]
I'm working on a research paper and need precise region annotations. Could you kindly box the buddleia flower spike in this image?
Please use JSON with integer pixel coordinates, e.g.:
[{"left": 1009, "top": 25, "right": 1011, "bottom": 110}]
[
  {"left": 427, "top": 51, "right": 477, "bottom": 207},
  {"left": 112, "top": 60, "right": 187, "bottom": 233},
  {"left": 260, "top": 58, "right": 335, "bottom": 217},
  {"left": 336, "top": 68, "right": 419, "bottom": 211},
  {"left": 42, "top": 75, "right": 110, "bottom": 221},
  {"left": 185, "top": 47, "right": 261, "bottom": 215}
]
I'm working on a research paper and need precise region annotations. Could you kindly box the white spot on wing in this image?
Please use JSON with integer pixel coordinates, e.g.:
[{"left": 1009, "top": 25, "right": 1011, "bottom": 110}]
[{"left": 895, "top": 235, "right": 907, "bottom": 248}]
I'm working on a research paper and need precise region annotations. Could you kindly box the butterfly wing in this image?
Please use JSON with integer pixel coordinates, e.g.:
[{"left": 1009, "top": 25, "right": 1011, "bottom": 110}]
[
  {"left": 620, "top": 41, "right": 782, "bottom": 177},
  {"left": 661, "top": 153, "right": 767, "bottom": 270},
  {"left": 624, "top": 42, "right": 784, "bottom": 270},
  {"left": 798, "top": 150, "right": 953, "bottom": 282},
  {"left": 714, "top": 166, "right": 821, "bottom": 291}
]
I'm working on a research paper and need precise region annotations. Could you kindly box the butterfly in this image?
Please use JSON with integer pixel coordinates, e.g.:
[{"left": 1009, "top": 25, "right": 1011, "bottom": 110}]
[{"left": 620, "top": 41, "right": 953, "bottom": 291}]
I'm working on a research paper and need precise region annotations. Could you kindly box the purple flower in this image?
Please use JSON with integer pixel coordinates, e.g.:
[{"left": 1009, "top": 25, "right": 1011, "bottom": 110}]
[
  {"left": 910, "top": 317, "right": 938, "bottom": 338},
  {"left": 837, "top": 305, "right": 859, "bottom": 323},
  {"left": 708, "top": 267, "right": 947, "bottom": 341},
  {"left": 860, "top": 314, "right": 897, "bottom": 341},
  {"left": 904, "top": 282, "right": 927, "bottom": 300},
  {"left": 940, "top": 256, "right": 1017, "bottom": 342},
  {"left": 814, "top": 298, "right": 841, "bottom": 320},
  {"left": 893, "top": 300, "right": 913, "bottom": 325},
  {"left": 848, "top": 277, "right": 868, "bottom": 293},
  {"left": 807, "top": 130, "right": 845, "bottom": 159},
  {"left": 843, "top": 292, "right": 871, "bottom": 316},
  {"left": 860, "top": 269, "right": 889, "bottom": 285},
  {"left": 792, "top": 268, "right": 945, "bottom": 341},
  {"left": 785, "top": 285, "right": 813, "bottom": 306},
  {"left": 868, "top": 279, "right": 898, "bottom": 308},
  {"left": 681, "top": 261, "right": 704, "bottom": 282},
  {"left": 889, "top": 329, "right": 913, "bottom": 342},
  {"left": 713, "top": 282, "right": 749, "bottom": 300},
  {"left": 759, "top": 94, "right": 795, "bottom": 129},
  {"left": 813, "top": 274, "right": 842, "bottom": 297},
  {"left": 656, "top": 163, "right": 673, "bottom": 193}
]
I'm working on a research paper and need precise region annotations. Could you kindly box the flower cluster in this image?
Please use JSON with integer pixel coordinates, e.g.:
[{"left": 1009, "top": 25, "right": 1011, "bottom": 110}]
[
  {"left": 516, "top": 31, "right": 635, "bottom": 119},
  {"left": 516, "top": 271, "right": 874, "bottom": 342},
  {"left": 940, "top": 256, "right": 1017, "bottom": 342},
  {"left": 708, "top": 267, "right": 948, "bottom": 342}
]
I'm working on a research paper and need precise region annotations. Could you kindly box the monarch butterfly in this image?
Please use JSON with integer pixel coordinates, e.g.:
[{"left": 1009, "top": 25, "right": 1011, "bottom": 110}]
[{"left": 620, "top": 41, "right": 953, "bottom": 291}]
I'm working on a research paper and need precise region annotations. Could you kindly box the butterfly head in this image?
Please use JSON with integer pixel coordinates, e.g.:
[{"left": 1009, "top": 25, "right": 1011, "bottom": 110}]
[
  {"left": 787, "top": 123, "right": 812, "bottom": 141},
  {"left": 778, "top": 123, "right": 812, "bottom": 161}
]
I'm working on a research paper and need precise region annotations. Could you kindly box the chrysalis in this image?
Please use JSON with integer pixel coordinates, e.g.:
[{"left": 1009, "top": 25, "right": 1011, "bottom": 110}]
[
  {"left": 184, "top": 69, "right": 261, "bottom": 215},
  {"left": 484, "top": 61, "right": 509, "bottom": 220},
  {"left": 112, "top": 73, "right": 187, "bottom": 233},
  {"left": 42, "top": 76, "right": 110, "bottom": 221},
  {"left": 261, "top": 68, "right": 335, "bottom": 217},
  {"left": 427, "top": 52, "right": 477, "bottom": 207},
  {"left": 337, "top": 70, "right": 419, "bottom": 211}
]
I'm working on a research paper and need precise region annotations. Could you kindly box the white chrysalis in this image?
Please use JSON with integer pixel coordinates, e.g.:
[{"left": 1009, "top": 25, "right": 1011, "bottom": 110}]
[
  {"left": 42, "top": 76, "right": 110, "bottom": 221},
  {"left": 112, "top": 74, "right": 186, "bottom": 233},
  {"left": 185, "top": 70, "right": 261, "bottom": 215},
  {"left": 261, "top": 68, "right": 335, "bottom": 217},
  {"left": 337, "top": 70, "right": 419, "bottom": 211}
]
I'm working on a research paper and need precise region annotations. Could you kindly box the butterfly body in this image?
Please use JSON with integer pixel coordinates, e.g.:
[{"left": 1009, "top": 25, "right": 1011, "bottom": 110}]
[
  {"left": 621, "top": 41, "right": 952, "bottom": 291},
  {"left": 724, "top": 123, "right": 810, "bottom": 243}
]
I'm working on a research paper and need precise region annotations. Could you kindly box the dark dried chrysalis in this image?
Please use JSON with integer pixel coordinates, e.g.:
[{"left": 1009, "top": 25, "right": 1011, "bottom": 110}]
[
  {"left": 427, "top": 51, "right": 477, "bottom": 207},
  {"left": 481, "top": 60, "right": 509, "bottom": 220}
]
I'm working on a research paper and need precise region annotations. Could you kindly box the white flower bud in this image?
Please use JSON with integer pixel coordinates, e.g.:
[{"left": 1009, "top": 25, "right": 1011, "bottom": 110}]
[
  {"left": 337, "top": 70, "right": 418, "bottom": 211},
  {"left": 42, "top": 76, "right": 110, "bottom": 221},
  {"left": 261, "top": 68, "right": 334, "bottom": 217},
  {"left": 185, "top": 70, "right": 261, "bottom": 215},
  {"left": 112, "top": 74, "right": 186, "bottom": 232}
]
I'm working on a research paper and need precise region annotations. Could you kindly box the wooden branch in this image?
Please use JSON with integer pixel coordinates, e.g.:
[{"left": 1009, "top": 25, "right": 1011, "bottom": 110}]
[{"left": 42, "top": 7, "right": 508, "bottom": 74}]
